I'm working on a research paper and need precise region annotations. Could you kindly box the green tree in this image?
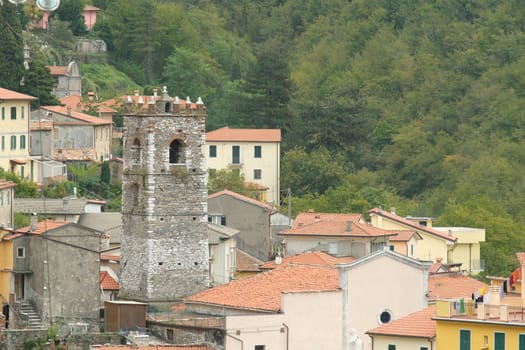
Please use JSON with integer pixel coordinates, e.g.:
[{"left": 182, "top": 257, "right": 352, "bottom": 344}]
[
  {"left": 54, "top": 0, "right": 87, "bottom": 36},
  {"left": 0, "top": 2, "right": 24, "bottom": 90},
  {"left": 20, "top": 58, "right": 59, "bottom": 107},
  {"left": 100, "top": 161, "right": 111, "bottom": 185}
]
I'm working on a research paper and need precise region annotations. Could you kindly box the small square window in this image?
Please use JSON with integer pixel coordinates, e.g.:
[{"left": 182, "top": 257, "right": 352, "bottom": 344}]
[
  {"left": 388, "top": 345, "right": 396, "bottom": 350},
  {"left": 10, "top": 106, "right": 16, "bottom": 120},
  {"left": 254, "top": 145, "right": 262, "bottom": 158},
  {"left": 254, "top": 169, "right": 262, "bottom": 180},
  {"left": 209, "top": 145, "right": 217, "bottom": 158},
  {"left": 17, "top": 247, "right": 25, "bottom": 258}
]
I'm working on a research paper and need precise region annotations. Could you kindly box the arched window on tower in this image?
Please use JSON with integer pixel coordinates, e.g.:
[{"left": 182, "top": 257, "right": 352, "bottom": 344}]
[
  {"left": 169, "top": 140, "right": 184, "bottom": 164},
  {"left": 131, "top": 138, "right": 142, "bottom": 165}
]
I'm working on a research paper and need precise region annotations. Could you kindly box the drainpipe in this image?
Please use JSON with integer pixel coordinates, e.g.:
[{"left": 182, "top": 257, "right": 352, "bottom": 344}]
[
  {"left": 226, "top": 333, "right": 243, "bottom": 350},
  {"left": 282, "top": 323, "right": 289, "bottom": 350},
  {"left": 340, "top": 266, "right": 349, "bottom": 350}
]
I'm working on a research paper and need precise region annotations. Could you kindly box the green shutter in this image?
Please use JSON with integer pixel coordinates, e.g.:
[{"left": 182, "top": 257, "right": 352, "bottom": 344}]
[
  {"left": 460, "top": 330, "right": 471, "bottom": 350},
  {"left": 519, "top": 334, "right": 525, "bottom": 350},
  {"left": 495, "top": 332, "right": 505, "bottom": 350}
]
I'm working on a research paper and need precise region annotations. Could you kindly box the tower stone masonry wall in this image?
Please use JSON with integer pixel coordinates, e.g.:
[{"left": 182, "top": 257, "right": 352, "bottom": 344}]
[{"left": 120, "top": 93, "right": 210, "bottom": 302}]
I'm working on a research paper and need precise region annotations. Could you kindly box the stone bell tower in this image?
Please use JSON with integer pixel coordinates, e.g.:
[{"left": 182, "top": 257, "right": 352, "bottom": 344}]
[{"left": 119, "top": 87, "right": 209, "bottom": 302}]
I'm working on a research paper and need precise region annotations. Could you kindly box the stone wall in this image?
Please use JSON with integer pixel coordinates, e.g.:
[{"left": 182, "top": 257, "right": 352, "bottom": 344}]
[{"left": 120, "top": 94, "right": 210, "bottom": 302}]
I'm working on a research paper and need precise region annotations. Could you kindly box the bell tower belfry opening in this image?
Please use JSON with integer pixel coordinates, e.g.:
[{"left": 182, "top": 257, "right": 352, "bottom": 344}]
[{"left": 119, "top": 87, "right": 209, "bottom": 302}]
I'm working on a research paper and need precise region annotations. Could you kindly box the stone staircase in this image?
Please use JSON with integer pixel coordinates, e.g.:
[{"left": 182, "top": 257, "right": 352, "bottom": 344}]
[{"left": 19, "top": 301, "right": 44, "bottom": 329}]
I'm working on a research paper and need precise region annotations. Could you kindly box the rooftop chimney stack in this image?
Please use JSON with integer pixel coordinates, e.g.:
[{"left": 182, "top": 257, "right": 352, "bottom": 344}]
[{"left": 30, "top": 213, "right": 38, "bottom": 232}]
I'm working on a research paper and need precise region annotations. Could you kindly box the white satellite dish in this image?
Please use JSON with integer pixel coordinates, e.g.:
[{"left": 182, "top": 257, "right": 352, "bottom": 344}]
[{"left": 36, "top": 0, "right": 59, "bottom": 11}]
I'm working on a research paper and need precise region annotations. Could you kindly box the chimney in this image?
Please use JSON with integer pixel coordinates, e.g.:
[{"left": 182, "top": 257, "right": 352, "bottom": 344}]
[
  {"left": 153, "top": 88, "right": 158, "bottom": 98},
  {"left": 137, "top": 95, "right": 144, "bottom": 108},
  {"left": 30, "top": 213, "right": 38, "bottom": 232},
  {"left": 436, "top": 257, "right": 443, "bottom": 264},
  {"left": 390, "top": 207, "right": 396, "bottom": 215},
  {"left": 63, "top": 198, "right": 69, "bottom": 212},
  {"left": 134, "top": 90, "right": 140, "bottom": 96},
  {"left": 88, "top": 91, "right": 95, "bottom": 101},
  {"left": 148, "top": 96, "right": 156, "bottom": 113},
  {"left": 173, "top": 96, "right": 180, "bottom": 113},
  {"left": 346, "top": 221, "right": 353, "bottom": 232},
  {"left": 275, "top": 253, "right": 282, "bottom": 265},
  {"left": 66, "top": 106, "right": 72, "bottom": 115}
]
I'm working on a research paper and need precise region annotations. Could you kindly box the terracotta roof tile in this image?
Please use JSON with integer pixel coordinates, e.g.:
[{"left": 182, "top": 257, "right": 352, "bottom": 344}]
[
  {"left": 186, "top": 264, "right": 339, "bottom": 312},
  {"left": 100, "top": 271, "right": 119, "bottom": 290},
  {"left": 260, "top": 251, "right": 355, "bottom": 269},
  {"left": 0, "top": 87, "right": 37, "bottom": 100},
  {"left": 367, "top": 305, "right": 436, "bottom": 338},
  {"left": 369, "top": 208, "right": 457, "bottom": 242},
  {"left": 291, "top": 212, "right": 364, "bottom": 229},
  {"left": 428, "top": 274, "right": 488, "bottom": 301},
  {"left": 40, "top": 105, "right": 112, "bottom": 125},
  {"left": 93, "top": 346, "right": 214, "bottom": 350},
  {"left": 83, "top": 5, "right": 100, "bottom": 11},
  {"left": 100, "top": 254, "right": 120, "bottom": 262},
  {"left": 0, "top": 180, "right": 16, "bottom": 190},
  {"left": 388, "top": 230, "right": 421, "bottom": 242},
  {"left": 60, "top": 95, "right": 117, "bottom": 114},
  {"left": 235, "top": 248, "right": 264, "bottom": 272},
  {"left": 16, "top": 220, "right": 69, "bottom": 234},
  {"left": 208, "top": 189, "right": 274, "bottom": 211},
  {"left": 280, "top": 219, "right": 397, "bottom": 238},
  {"left": 206, "top": 127, "right": 281, "bottom": 142}
]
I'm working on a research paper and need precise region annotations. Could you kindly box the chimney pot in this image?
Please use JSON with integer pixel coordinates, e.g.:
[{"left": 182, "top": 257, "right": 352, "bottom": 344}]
[{"left": 346, "top": 221, "right": 353, "bottom": 232}]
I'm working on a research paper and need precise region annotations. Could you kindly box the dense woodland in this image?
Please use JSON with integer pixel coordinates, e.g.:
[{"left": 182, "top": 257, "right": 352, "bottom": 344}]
[{"left": 1, "top": 0, "right": 525, "bottom": 277}]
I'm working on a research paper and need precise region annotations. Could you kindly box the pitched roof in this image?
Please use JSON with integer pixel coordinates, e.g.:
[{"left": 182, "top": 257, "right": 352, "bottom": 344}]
[
  {"left": 280, "top": 218, "right": 397, "bottom": 238},
  {"left": 186, "top": 264, "right": 340, "bottom": 312},
  {"left": 290, "top": 212, "right": 364, "bottom": 229},
  {"left": 14, "top": 198, "right": 92, "bottom": 215},
  {"left": 54, "top": 148, "right": 97, "bottom": 161},
  {"left": 208, "top": 189, "right": 274, "bottom": 211},
  {"left": 428, "top": 274, "right": 488, "bottom": 301},
  {"left": 206, "top": 127, "right": 281, "bottom": 142},
  {"left": 235, "top": 248, "right": 264, "bottom": 272},
  {"left": 0, "top": 180, "right": 16, "bottom": 190},
  {"left": 93, "top": 346, "right": 214, "bottom": 350},
  {"left": 100, "top": 271, "right": 119, "bottom": 290},
  {"left": 0, "top": 87, "right": 37, "bottom": 100},
  {"left": 39, "top": 105, "right": 112, "bottom": 125},
  {"left": 367, "top": 305, "right": 436, "bottom": 339},
  {"left": 83, "top": 4, "right": 100, "bottom": 11},
  {"left": 388, "top": 230, "right": 422, "bottom": 242},
  {"left": 368, "top": 208, "right": 457, "bottom": 243},
  {"left": 260, "top": 251, "right": 355, "bottom": 269},
  {"left": 208, "top": 223, "right": 238, "bottom": 244},
  {"left": 60, "top": 94, "right": 117, "bottom": 114},
  {"left": 15, "top": 220, "right": 69, "bottom": 234}
]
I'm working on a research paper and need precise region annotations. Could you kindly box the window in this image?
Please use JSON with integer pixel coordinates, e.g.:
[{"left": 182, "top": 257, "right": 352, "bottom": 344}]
[
  {"left": 389, "top": 245, "right": 395, "bottom": 251},
  {"left": 208, "top": 215, "right": 226, "bottom": 226},
  {"left": 20, "top": 135, "right": 26, "bottom": 150},
  {"left": 10, "top": 106, "right": 16, "bottom": 120},
  {"left": 371, "top": 242, "right": 384, "bottom": 252},
  {"left": 420, "top": 347, "right": 429, "bottom": 350},
  {"left": 254, "top": 346, "right": 265, "bottom": 350},
  {"left": 21, "top": 165, "right": 24, "bottom": 178},
  {"left": 254, "top": 169, "right": 262, "bottom": 180},
  {"left": 0, "top": 192, "right": 3, "bottom": 205},
  {"left": 410, "top": 244, "right": 414, "bottom": 256},
  {"left": 1, "top": 136, "right": 4, "bottom": 150},
  {"left": 232, "top": 145, "right": 240, "bottom": 164},
  {"left": 6, "top": 190, "right": 9, "bottom": 205},
  {"left": 388, "top": 345, "right": 396, "bottom": 350},
  {"left": 254, "top": 145, "right": 262, "bottom": 158},
  {"left": 21, "top": 106, "right": 25, "bottom": 119},
  {"left": 460, "top": 329, "right": 471, "bottom": 350},
  {"left": 17, "top": 247, "right": 25, "bottom": 258},
  {"left": 169, "top": 140, "right": 184, "bottom": 164},
  {"left": 10, "top": 135, "right": 16, "bottom": 150},
  {"left": 209, "top": 145, "right": 217, "bottom": 158},
  {"left": 166, "top": 329, "right": 174, "bottom": 341},
  {"left": 495, "top": 332, "right": 505, "bottom": 350},
  {"left": 519, "top": 334, "right": 525, "bottom": 350},
  {"left": 1, "top": 107, "right": 4, "bottom": 120},
  {"left": 379, "top": 310, "right": 392, "bottom": 324}
]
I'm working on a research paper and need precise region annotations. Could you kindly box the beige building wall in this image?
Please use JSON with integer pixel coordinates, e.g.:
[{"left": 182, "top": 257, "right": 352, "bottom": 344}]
[
  {"left": 0, "top": 100, "right": 32, "bottom": 178},
  {"left": 209, "top": 238, "right": 236, "bottom": 285},
  {"left": 371, "top": 335, "right": 434, "bottom": 350},
  {"left": 225, "top": 290, "right": 342, "bottom": 350},
  {"left": 343, "top": 253, "right": 430, "bottom": 350},
  {"left": 371, "top": 216, "right": 452, "bottom": 263},
  {"left": 206, "top": 140, "right": 280, "bottom": 205},
  {"left": 435, "top": 227, "right": 485, "bottom": 274},
  {"left": 94, "top": 124, "right": 112, "bottom": 161}
]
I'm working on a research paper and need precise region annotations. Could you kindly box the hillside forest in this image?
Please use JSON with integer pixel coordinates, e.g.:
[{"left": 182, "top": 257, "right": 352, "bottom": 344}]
[{"left": 1, "top": 0, "right": 525, "bottom": 277}]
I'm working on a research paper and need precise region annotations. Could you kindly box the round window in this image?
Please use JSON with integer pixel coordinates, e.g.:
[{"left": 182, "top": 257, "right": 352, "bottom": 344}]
[{"left": 378, "top": 309, "right": 392, "bottom": 324}]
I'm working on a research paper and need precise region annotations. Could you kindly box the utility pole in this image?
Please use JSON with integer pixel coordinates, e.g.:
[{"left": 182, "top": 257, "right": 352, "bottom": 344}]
[{"left": 287, "top": 188, "right": 292, "bottom": 227}]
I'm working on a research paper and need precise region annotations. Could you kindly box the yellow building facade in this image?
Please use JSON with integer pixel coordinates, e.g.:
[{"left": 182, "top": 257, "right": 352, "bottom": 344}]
[
  {"left": 0, "top": 230, "right": 14, "bottom": 304},
  {"left": 0, "top": 88, "right": 38, "bottom": 181}
]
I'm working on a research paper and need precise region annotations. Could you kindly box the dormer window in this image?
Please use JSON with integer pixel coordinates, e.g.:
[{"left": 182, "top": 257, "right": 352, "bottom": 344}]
[{"left": 169, "top": 140, "right": 184, "bottom": 164}]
